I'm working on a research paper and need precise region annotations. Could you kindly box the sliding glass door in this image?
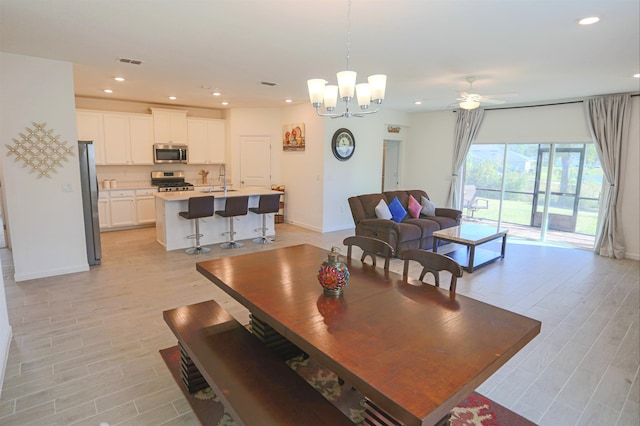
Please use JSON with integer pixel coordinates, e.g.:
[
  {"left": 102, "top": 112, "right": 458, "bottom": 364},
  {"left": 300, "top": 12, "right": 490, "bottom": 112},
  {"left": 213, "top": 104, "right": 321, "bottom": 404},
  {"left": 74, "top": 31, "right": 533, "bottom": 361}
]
[{"left": 464, "top": 143, "right": 602, "bottom": 249}]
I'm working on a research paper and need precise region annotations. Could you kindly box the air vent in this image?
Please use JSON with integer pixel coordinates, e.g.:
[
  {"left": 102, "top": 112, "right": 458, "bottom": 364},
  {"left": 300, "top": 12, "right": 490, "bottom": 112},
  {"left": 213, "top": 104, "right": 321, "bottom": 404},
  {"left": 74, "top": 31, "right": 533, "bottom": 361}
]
[
  {"left": 260, "top": 81, "right": 277, "bottom": 87},
  {"left": 117, "top": 57, "right": 144, "bottom": 65}
]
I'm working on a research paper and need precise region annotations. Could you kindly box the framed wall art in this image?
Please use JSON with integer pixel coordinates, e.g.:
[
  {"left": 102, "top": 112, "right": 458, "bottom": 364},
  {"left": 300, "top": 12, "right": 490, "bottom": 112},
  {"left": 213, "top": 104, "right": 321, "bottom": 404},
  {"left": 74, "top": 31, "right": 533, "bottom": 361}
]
[{"left": 282, "top": 123, "right": 305, "bottom": 151}]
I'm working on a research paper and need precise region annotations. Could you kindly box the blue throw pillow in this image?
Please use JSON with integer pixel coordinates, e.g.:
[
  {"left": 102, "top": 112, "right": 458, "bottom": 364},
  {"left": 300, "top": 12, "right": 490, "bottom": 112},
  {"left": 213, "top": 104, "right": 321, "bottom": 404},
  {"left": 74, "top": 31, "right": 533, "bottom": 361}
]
[{"left": 388, "top": 197, "right": 407, "bottom": 223}]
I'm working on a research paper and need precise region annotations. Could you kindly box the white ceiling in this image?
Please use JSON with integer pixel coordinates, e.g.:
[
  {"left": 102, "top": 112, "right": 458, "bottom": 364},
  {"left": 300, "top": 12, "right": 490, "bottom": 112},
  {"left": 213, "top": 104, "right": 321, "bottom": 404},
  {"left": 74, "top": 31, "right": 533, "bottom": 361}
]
[{"left": 1, "top": 0, "right": 638, "bottom": 112}]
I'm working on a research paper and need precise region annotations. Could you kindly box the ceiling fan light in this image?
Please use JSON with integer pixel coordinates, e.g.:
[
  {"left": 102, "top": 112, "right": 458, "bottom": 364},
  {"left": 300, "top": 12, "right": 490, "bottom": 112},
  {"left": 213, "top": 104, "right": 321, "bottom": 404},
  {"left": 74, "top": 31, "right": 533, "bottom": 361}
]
[
  {"left": 368, "top": 74, "right": 387, "bottom": 103},
  {"left": 324, "top": 85, "right": 339, "bottom": 111},
  {"left": 459, "top": 100, "right": 480, "bottom": 110},
  {"left": 337, "top": 71, "right": 357, "bottom": 100}
]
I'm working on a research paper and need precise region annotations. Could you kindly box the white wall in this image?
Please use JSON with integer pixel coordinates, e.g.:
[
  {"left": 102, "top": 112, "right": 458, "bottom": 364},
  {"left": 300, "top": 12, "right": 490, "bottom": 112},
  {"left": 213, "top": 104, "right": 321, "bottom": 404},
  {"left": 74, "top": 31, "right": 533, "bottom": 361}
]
[
  {"left": 0, "top": 53, "right": 88, "bottom": 280},
  {"left": 403, "top": 110, "right": 457, "bottom": 206},
  {"left": 280, "top": 104, "right": 326, "bottom": 231},
  {"left": 406, "top": 98, "right": 640, "bottom": 260},
  {"left": 320, "top": 109, "right": 412, "bottom": 232},
  {"left": 476, "top": 102, "right": 592, "bottom": 144},
  {"left": 0, "top": 255, "right": 11, "bottom": 398},
  {"left": 226, "top": 107, "right": 283, "bottom": 189}
]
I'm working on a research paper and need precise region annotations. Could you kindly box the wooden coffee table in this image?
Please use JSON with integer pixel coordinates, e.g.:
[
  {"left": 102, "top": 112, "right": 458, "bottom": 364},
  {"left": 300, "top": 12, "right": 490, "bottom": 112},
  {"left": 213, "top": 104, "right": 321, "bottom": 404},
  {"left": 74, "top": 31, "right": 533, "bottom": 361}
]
[{"left": 433, "top": 224, "right": 508, "bottom": 272}]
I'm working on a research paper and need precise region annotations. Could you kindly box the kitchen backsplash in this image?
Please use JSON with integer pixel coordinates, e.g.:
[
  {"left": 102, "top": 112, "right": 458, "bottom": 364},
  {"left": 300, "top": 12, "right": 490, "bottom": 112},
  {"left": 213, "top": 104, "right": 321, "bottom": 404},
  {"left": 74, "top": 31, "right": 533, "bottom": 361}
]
[{"left": 97, "top": 164, "right": 227, "bottom": 186}]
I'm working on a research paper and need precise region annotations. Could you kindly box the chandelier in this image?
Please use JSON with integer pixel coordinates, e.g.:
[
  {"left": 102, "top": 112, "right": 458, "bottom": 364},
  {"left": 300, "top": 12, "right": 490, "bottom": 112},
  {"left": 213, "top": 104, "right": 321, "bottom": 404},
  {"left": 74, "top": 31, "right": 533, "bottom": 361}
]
[{"left": 307, "top": 0, "right": 386, "bottom": 118}]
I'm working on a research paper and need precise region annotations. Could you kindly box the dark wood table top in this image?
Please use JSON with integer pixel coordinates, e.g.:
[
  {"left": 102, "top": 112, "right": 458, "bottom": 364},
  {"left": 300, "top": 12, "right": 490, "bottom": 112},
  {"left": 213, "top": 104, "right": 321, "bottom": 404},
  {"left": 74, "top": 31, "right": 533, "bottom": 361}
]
[{"left": 196, "top": 244, "right": 541, "bottom": 426}]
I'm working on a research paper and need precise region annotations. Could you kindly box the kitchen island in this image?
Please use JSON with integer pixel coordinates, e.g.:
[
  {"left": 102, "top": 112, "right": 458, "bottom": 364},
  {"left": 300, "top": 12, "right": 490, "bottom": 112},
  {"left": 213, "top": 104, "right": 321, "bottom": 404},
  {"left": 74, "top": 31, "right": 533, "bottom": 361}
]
[{"left": 154, "top": 188, "right": 282, "bottom": 251}]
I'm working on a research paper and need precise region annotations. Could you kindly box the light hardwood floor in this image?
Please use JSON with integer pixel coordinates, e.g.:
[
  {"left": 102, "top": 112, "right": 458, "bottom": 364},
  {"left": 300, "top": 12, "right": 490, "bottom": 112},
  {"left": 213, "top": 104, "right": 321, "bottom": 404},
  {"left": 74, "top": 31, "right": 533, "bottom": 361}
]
[{"left": 0, "top": 224, "right": 638, "bottom": 425}]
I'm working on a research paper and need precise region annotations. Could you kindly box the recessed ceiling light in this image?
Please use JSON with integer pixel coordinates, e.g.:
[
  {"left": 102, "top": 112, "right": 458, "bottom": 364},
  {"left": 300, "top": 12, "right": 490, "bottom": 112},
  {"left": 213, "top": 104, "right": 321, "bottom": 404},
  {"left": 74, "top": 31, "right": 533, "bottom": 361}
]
[
  {"left": 414, "top": 101, "right": 422, "bottom": 105},
  {"left": 212, "top": 92, "right": 221, "bottom": 96},
  {"left": 285, "top": 99, "right": 292, "bottom": 103},
  {"left": 168, "top": 96, "right": 177, "bottom": 100},
  {"left": 221, "top": 101, "right": 229, "bottom": 106},
  {"left": 114, "top": 77, "right": 125, "bottom": 82},
  {"left": 103, "top": 89, "right": 113, "bottom": 93},
  {"left": 579, "top": 16, "right": 600, "bottom": 25},
  {"left": 634, "top": 73, "right": 640, "bottom": 78}
]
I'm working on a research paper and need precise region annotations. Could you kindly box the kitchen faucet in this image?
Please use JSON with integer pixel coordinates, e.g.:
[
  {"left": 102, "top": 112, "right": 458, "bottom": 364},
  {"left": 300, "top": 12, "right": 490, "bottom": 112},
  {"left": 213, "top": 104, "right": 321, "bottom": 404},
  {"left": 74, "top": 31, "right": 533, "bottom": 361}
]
[{"left": 218, "top": 164, "right": 227, "bottom": 193}]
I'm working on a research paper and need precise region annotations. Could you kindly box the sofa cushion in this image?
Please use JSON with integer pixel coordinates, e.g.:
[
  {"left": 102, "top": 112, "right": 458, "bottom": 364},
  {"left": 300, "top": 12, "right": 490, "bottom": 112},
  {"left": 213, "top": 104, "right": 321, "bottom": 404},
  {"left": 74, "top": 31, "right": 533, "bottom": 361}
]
[
  {"left": 384, "top": 190, "right": 410, "bottom": 208},
  {"left": 424, "top": 215, "right": 458, "bottom": 230},
  {"left": 421, "top": 196, "right": 436, "bottom": 217},
  {"left": 388, "top": 197, "right": 407, "bottom": 223},
  {"left": 404, "top": 217, "right": 441, "bottom": 238},
  {"left": 358, "top": 193, "right": 387, "bottom": 219},
  {"left": 374, "top": 199, "right": 392, "bottom": 220},
  {"left": 407, "top": 194, "right": 421, "bottom": 218}
]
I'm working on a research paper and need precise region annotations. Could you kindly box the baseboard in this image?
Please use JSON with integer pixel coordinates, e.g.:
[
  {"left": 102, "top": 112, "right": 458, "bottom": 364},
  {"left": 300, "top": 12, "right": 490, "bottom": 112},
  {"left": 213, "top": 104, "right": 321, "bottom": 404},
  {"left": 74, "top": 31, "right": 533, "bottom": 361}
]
[
  {"left": 625, "top": 252, "right": 640, "bottom": 261},
  {"left": 14, "top": 263, "right": 89, "bottom": 282},
  {"left": 0, "top": 325, "right": 13, "bottom": 399}
]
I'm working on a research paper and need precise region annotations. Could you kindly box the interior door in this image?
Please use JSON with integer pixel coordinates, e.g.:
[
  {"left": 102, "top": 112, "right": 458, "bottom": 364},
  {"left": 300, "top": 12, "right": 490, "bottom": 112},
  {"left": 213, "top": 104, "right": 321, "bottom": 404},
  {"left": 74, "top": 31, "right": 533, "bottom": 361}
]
[
  {"left": 240, "top": 136, "right": 271, "bottom": 188},
  {"left": 382, "top": 140, "right": 400, "bottom": 191}
]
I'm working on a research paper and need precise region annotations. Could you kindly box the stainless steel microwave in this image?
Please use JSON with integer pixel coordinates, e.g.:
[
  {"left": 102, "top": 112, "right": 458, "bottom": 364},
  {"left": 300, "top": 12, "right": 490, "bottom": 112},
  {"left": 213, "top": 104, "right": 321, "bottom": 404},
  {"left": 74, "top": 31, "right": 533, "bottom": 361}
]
[{"left": 153, "top": 144, "right": 188, "bottom": 164}]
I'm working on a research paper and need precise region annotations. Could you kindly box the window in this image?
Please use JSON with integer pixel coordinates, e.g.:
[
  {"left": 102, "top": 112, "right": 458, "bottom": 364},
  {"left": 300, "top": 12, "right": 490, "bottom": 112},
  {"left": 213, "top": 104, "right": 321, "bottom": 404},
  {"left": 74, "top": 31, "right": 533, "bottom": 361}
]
[{"left": 464, "top": 143, "right": 603, "bottom": 249}]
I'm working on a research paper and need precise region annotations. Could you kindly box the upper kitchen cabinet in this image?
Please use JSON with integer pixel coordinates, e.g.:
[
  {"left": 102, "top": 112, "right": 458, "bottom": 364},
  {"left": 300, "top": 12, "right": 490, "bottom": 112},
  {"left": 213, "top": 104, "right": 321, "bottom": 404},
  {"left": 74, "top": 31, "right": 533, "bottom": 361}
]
[
  {"left": 129, "top": 115, "right": 154, "bottom": 164},
  {"left": 187, "top": 118, "right": 226, "bottom": 164},
  {"left": 103, "top": 113, "right": 154, "bottom": 165},
  {"left": 152, "top": 108, "right": 187, "bottom": 144},
  {"left": 76, "top": 110, "right": 106, "bottom": 165}
]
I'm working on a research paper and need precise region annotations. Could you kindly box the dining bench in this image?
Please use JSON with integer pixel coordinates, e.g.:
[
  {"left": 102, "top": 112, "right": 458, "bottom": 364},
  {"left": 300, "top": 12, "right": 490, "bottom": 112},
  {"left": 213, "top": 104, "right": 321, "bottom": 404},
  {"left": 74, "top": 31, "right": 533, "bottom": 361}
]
[{"left": 162, "top": 299, "right": 352, "bottom": 426}]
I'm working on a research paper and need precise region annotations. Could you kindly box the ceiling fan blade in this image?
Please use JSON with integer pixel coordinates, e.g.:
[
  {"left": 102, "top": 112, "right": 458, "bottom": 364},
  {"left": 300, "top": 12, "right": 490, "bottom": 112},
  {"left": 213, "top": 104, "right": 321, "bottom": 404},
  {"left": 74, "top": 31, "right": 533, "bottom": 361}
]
[
  {"left": 481, "top": 92, "right": 518, "bottom": 99},
  {"left": 480, "top": 98, "right": 507, "bottom": 105}
]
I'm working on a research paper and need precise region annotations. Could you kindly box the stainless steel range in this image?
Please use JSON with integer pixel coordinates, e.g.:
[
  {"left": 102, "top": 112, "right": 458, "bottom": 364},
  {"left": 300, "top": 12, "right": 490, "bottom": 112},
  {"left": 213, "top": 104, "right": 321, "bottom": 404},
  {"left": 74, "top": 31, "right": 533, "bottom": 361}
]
[{"left": 151, "top": 171, "right": 195, "bottom": 192}]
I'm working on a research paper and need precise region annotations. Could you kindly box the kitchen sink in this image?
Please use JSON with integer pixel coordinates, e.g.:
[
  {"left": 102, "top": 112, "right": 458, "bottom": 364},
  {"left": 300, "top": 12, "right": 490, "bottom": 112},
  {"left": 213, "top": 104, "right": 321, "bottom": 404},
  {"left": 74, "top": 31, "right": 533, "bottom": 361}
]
[{"left": 200, "top": 189, "right": 237, "bottom": 193}]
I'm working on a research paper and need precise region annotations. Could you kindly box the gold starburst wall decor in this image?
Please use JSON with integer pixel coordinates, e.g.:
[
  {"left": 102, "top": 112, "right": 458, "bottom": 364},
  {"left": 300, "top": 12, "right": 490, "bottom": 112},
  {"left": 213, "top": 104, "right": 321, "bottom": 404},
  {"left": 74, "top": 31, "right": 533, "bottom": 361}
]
[{"left": 6, "top": 122, "right": 74, "bottom": 178}]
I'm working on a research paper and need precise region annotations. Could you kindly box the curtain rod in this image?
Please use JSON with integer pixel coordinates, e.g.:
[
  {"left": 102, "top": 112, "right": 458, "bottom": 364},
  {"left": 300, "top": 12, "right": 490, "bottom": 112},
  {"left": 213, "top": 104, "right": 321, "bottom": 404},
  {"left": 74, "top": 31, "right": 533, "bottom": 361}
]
[{"left": 452, "top": 92, "right": 639, "bottom": 112}]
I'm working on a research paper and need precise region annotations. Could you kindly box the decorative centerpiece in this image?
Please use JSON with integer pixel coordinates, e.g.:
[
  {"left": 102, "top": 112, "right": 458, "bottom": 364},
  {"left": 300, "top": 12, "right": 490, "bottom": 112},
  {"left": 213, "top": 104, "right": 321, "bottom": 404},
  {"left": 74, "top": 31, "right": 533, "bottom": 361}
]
[
  {"left": 317, "top": 246, "right": 349, "bottom": 296},
  {"left": 198, "top": 169, "right": 210, "bottom": 184}
]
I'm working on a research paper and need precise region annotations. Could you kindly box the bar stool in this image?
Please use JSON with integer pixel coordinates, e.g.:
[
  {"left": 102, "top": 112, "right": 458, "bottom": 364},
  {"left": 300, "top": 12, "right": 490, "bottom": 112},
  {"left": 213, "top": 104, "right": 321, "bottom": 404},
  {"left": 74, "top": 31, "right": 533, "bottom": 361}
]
[
  {"left": 249, "top": 193, "right": 281, "bottom": 244},
  {"left": 215, "top": 195, "right": 249, "bottom": 249},
  {"left": 178, "top": 196, "right": 215, "bottom": 255}
]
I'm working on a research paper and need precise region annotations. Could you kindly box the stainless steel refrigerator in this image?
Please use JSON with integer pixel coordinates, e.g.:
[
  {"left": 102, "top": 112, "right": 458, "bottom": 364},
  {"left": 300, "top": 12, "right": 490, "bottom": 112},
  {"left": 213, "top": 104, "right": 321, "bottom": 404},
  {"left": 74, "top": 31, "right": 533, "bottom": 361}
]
[{"left": 78, "top": 141, "right": 102, "bottom": 265}]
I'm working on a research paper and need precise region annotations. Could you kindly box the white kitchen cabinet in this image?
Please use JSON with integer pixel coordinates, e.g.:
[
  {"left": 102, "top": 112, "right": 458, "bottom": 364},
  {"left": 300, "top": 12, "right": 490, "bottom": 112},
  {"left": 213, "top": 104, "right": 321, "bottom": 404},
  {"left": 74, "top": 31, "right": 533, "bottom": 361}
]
[
  {"left": 98, "top": 192, "right": 111, "bottom": 229},
  {"left": 152, "top": 108, "right": 188, "bottom": 144},
  {"left": 135, "top": 189, "right": 156, "bottom": 225},
  {"left": 109, "top": 190, "right": 136, "bottom": 227},
  {"left": 103, "top": 113, "right": 129, "bottom": 164},
  {"left": 187, "top": 118, "right": 226, "bottom": 164},
  {"left": 103, "top": 113, "right": 154, "bottom": 165},
  {"left": 128, "top": 115, "right": 154, "bottom": 164},
  {"left": 76, "top": 110, "right": 106, "bottom": 165}
]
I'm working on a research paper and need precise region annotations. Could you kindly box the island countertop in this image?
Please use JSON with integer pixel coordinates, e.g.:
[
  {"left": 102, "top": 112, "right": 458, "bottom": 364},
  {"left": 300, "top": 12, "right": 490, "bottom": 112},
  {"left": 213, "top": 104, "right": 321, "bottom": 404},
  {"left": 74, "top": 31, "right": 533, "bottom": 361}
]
[
  {"left": 154, "top": 188, "right": 283, "bottom": 251},
  {"left": 154, "top": 187, "right": 281, "bottom": 202}
]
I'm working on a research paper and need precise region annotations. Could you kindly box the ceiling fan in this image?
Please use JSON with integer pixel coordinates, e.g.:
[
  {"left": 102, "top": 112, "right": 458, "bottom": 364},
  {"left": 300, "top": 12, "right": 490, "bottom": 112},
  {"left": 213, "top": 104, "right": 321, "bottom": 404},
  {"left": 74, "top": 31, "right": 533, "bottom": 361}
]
[{"left": 455, "top": 77, "right": 516, "bottom": 110}]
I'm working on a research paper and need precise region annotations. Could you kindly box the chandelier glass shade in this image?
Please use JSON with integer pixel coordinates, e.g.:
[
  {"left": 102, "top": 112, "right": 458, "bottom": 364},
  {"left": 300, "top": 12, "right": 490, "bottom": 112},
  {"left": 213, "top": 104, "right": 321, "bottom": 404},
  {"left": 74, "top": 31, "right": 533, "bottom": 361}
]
[{"left": 307, "top": 0, "right": 386, "bottom": 118}]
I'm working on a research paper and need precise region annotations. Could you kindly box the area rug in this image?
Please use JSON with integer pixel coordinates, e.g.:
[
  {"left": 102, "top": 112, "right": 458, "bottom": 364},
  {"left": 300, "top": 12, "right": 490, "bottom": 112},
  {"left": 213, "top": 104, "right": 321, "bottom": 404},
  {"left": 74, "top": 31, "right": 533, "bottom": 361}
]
[{"left": 160, "top": 346, "right": 535, "bottom": 425}]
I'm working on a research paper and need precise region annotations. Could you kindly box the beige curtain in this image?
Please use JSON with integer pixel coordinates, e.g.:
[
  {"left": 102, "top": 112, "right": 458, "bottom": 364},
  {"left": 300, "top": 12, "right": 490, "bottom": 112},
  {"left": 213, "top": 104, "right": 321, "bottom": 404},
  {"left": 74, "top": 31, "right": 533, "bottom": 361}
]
[
  {"left": 584, "top": 94, "right": 631, "bottom": 259},
  {"left": 447, "top": 108, "right": 484, "bottom": 209}
]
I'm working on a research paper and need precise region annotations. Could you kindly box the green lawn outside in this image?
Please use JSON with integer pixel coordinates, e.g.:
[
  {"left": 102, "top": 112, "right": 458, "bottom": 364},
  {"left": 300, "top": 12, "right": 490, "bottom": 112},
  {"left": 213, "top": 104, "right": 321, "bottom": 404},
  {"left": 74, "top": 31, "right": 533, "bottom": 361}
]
[{"left": 469, "top": 197, "right": 598, "bottom": 235}]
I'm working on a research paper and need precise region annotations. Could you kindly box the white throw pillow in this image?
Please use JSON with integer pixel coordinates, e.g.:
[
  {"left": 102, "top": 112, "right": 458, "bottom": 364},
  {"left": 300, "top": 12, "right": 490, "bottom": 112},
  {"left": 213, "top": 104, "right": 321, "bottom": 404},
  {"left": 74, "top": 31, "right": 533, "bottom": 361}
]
[
  {"left": 420, "top": 196, "right": 436, "bottom": 217},
  {"left": 375, "top": 199, "right": 393, "bottom": 220}
]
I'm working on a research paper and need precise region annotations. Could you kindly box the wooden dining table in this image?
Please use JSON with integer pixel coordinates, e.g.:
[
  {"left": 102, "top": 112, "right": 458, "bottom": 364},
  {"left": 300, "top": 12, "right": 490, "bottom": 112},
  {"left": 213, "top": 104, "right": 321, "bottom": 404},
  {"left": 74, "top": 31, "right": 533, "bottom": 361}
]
[{"left": 196, "top": 244, "right": 541, "bottom": 426}]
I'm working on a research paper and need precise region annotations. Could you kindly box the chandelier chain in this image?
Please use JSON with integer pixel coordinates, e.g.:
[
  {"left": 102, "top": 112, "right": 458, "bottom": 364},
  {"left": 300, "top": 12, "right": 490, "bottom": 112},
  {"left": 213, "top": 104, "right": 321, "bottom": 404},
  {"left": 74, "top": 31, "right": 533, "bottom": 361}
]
[{"left": 345, "top": 0, "right": 351, "bottom": 70}]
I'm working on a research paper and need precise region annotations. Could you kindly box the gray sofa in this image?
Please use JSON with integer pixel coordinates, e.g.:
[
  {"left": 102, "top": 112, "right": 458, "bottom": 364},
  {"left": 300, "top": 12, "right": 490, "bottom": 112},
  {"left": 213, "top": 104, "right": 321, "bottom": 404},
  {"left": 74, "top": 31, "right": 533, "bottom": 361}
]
[{"left": 347, "top": 190, "right": 461, "bottom": 254}]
